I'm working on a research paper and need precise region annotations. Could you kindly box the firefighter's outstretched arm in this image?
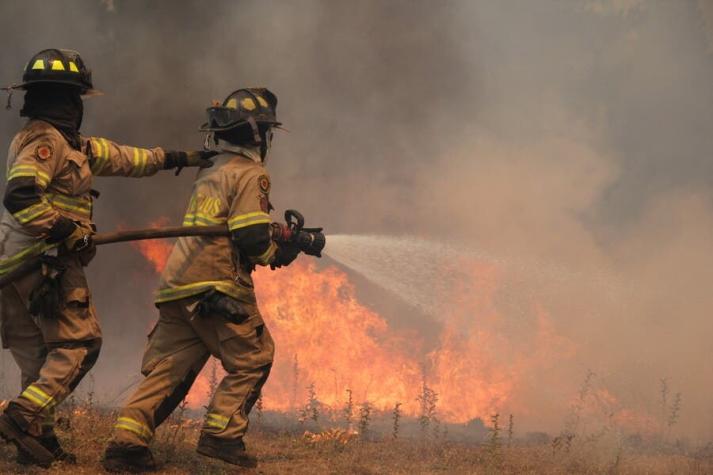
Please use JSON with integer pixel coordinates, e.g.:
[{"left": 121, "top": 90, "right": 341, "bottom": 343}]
[{"left": 85, "top": 136, "right": 214, "bottom": 177}]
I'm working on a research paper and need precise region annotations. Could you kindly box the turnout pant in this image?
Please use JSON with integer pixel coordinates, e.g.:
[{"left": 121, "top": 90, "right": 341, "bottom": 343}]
[
  {"left": 0, "top": 252, "right": 102, "bottom": 436},
  {"left": 110, "top": 296, "right": 274, "bottom": 448}
]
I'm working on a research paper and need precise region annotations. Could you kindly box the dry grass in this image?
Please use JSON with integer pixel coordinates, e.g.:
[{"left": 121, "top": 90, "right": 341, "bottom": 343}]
[{"left": 0, "top": 406, "right": 711, "bottom": 475}]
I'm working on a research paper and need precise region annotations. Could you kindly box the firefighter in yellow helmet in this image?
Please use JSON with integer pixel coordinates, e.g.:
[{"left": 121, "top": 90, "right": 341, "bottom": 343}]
[
  {"left": 0, "top": 48, "right": 215, "bottom": 467},
  {"left": 102, "top": 88, "right": 321, "bottom": 472}
]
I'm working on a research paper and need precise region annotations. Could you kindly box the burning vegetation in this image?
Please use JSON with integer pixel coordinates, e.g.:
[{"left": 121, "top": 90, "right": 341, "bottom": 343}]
[{"left": 131, "top": 238, "right": 576, "bottom": 428}]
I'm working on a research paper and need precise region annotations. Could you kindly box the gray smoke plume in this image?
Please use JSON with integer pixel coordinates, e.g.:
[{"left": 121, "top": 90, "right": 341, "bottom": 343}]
[{"left": 0, "top": 0, "right": 712, "bottom": 437}]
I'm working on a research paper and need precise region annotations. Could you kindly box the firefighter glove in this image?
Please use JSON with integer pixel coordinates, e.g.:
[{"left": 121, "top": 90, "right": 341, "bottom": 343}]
[
  {"left": 196, "top": 289, "right": 250, "bottom": 324},
  {"left": 64, "top": 223, "right": 96, "bottom": 266},
  {"left": 164, "top": 150, "right": 217, "bottom": 175},
  {"left": 270, "top": 242, "right": 300, "bottom": 270}
]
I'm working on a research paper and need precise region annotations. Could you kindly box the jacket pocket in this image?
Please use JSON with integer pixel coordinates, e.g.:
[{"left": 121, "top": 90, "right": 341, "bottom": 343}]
[
  {"left": 63, "top": 287, "right": 90, "bottom": 319},
  {"left": 215, "top": 312, "right": 264, "bottom": 342}
]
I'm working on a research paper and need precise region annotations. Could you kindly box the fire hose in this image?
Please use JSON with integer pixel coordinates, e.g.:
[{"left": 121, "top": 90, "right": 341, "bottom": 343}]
[{"left": 0, "top": 209, "right": 325, "bottom": 290}]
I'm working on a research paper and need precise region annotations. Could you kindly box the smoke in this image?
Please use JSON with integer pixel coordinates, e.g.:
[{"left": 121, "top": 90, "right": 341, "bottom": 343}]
[{"left": 1, "top": 0, "right": 712, "bottom": 438}]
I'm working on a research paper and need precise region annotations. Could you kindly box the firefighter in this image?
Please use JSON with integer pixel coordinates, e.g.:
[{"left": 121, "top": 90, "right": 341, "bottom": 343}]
[
  {"left": 0, "top": 48, "right": 215, "bottom": 467},
  {"left": 102, "top": 88, "right": 300, "bottom": 472}
]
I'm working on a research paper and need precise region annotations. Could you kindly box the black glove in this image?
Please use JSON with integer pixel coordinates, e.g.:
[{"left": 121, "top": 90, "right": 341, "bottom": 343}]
[
  {"left": 164, "top": 150, "right": 218, "bottom": 175},
  {"left": 29, "top": 256, "right": 66, "bottom": 320},
  {"left": 270, "top": 242, "right": 300, "bottom": 270},
  {"left": 196, "top": 289, "right": 251, "bottom": 324},
  {"left": 64, "top": 223, "right": 97, "bottom": 266}
]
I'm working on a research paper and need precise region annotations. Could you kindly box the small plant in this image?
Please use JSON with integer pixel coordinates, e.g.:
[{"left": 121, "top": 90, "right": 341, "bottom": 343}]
[
  {"left": 507, "top": 414, "right": 514, "bottom": 448},
  {"left": 552, "top": 432, "right": 575, "bottom": 456},
  {"left": 291, "top": 354, "right": 300, "bottom": 411},
  {"left": 392, "top": 402, "right": 402, "bottom": 440},
  {"left": 85, "top": 374, "right": 96, "bottom": 415},
  {"left": 165, "top": 397, "right": 188, "bottom": 456},
  {"left": 307, "top": 383, "right": 319, "bottom": 424},
  {"left": 358, "top": 402, "right": 372, "bottom": 440},
  {"left": 668, "top": 392, "right": 682, "bottom": 431},
  {"left": 563, "top": 369, "right": 595, "bottom": 435},
  {"left": 417, "top": 380, "right": 438, "bottom": 440},
  {"left": 343, "top": 388, "right": 354, "bottom": 430},
  {"left": 487, "top": 413, "right": 504, "bottom": 467},
  {"left": 255, "top": 392, "right": 264, "bottom": 425},
  {"left": 659, "top": 377, "right": 683, "bottom": 438},
  {"left": 660, "top": 378, "right": 669, "bottom": 414}
]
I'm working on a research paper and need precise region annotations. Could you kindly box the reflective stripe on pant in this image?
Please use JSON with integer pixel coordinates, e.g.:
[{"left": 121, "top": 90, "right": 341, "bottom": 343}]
[
  {"left": 111, "top": 297, "right": 274, "bottom": 448},
  {"left": 0, "top": 252, "right": 102, "bottom": 436}
]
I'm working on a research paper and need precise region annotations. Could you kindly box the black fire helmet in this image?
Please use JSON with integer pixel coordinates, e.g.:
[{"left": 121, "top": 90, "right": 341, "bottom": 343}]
[
  {"left": 11, "top": 48, "right": 101, "bottom": 96},
  {"left": 200, "top": 88, "right": 281, "bottom": 143}
]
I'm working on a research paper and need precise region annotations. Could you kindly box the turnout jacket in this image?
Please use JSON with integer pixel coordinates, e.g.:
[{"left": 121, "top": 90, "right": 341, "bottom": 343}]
[
  {"left": 0, "top": 119, "right": 167, "bottom": 275},
  {"left": 156, "top": 144, "right": 278, "bottom": 305}
]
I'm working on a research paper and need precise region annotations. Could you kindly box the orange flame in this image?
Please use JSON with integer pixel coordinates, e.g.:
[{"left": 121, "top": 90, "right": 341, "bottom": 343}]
[
  {"left": 132, "top": 241, "right": 575, "bottom": 424},
  {"left": 128, "top": 217, "right": 173, "bottom": 274},
  {"left": 133, "top": 239, "right": 172, "bottom": 273}
]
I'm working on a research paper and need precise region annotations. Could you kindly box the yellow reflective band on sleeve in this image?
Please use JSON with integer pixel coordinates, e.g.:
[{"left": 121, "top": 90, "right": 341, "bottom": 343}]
[
  {"left": 90, "top": 138, "right": 110, "bottom": 174},
  {"left": 0, "top": 241, "right": 56, "bottom": 276},
  {"left": 130, "top": 147, "right": 148, "bottom": 177},
  {"left": 154, "top": 280, "right": 257, "bottom": 304},
  {"left": 11, "top": 200, "right": 53, "bottom": 224},
  {"left": 204, "top": 413, "right": 230, "bottom": 431},
  {"left": 46, "top": 193, "right": 92, "bottom": 218},
  {"left": 182, "top": 213, "right": 227, "bottom": 227},
  {"left": 7, "top": 164, "right": 50, "bottom": 188},
  {"left": 250, "top": 241, "right": 277, "bottom": 266},
  {"left": 114, "top": 417, "right": 153, "bottom": 442},
  {"left": 228, "top": 211, "right": 271, "bottom": 231},
  {"left": 20, "top": 384, "right": 56, "bottom": 410}
]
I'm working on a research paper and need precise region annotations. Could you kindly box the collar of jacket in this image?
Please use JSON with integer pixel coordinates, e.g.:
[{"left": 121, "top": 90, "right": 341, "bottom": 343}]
[{"left": 216, "top": 140, "right": 262, "bottom": 163}]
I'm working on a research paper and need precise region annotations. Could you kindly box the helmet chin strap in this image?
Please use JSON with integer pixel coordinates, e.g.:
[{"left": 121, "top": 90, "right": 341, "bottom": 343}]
[
  {"left": 246, "top": 116, "right": 261, "bottom": 143},
  {"left": 260, "top": 129, "right": 273, "bottom": 162},
  {"left": 203, "top": 131, "right": 218, "bottom": 151},
  {"left": 2, "top": 86, "right": 14, "bottom": 110}
]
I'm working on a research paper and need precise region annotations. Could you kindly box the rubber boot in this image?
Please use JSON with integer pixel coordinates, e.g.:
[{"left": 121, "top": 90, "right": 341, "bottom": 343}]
[
  {"left": 102, "top": 442, "right": 157, "bottom": 473},
  {"left": 0, "top": 410, "right": 54, "bottom": 468},
  {"left": 196, "top": 433, "right": 258, "bottom": 468},
  {"left": 17, "top": 433, "right": 76, "bottom": 465}
]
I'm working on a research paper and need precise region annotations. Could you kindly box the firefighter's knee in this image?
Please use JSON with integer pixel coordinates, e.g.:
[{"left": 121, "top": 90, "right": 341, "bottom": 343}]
[{"left": 46, "top": 338, "right": 102, "bottom": 391}]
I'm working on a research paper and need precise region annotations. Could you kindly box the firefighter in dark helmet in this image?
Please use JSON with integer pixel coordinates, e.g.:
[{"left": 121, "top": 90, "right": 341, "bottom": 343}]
[
  {"left": 0, "top": 48, "right": 215, "bottom": 467},
  {"left": 102, "top": 88, "right": 305, "bottom": 472}
]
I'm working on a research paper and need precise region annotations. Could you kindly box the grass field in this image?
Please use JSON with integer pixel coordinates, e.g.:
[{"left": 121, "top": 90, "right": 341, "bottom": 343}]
[{"left": 0, "top": 400, "right": 712, "bottom": 474}]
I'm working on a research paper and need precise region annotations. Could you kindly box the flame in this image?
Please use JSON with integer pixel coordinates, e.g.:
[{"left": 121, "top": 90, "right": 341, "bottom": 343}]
[
  {"left": 132, "top": 240, "right": 575, "bottom": 424},
  {"left": 133, "top": 239, "right": 172, "bottom": 273},
  {"left": 129, "top": 217, "right": 173, "bottom": 274}
]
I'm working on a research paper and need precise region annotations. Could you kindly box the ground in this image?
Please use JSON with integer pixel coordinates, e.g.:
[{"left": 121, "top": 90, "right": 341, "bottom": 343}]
[{"left": 0, "top": 405, "right": 711, "bottom": 475}]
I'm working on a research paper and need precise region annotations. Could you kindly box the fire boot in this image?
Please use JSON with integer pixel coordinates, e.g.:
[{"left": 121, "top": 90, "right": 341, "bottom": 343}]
[
  {"left": 17, "top": 433, "right": 77, "bottom": 465},
  {"left": 102, "top": 443, "right": 157, "bottom": 473},
  {"left": 196, "top": 433, "right": 258, "bottom": 468},
  {"left": 0, "top": 410, "right": 55, "bottom": 468}
]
